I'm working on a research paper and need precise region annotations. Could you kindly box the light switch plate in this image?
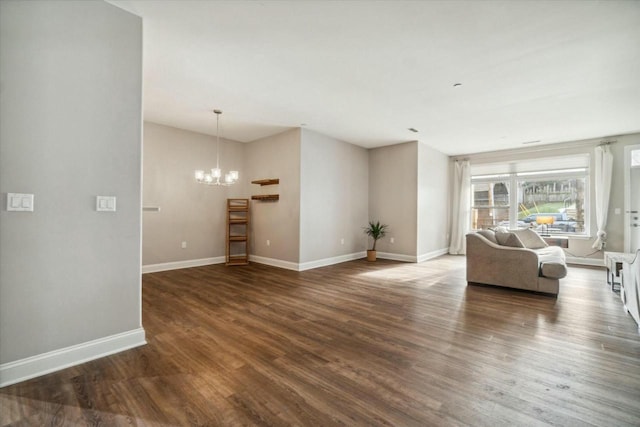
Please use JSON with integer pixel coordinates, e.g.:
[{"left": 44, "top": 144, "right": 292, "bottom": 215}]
[
  {"left": 96, "top": 196, "right": 116, "bottom": 212},
  {"left": 7, "top": 193, "right": 34, "bottom": 212}
]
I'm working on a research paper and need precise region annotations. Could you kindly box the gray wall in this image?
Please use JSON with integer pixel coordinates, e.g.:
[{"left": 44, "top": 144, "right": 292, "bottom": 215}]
[
  {"left": 299, "top": 129, "right": 369, "bottom": 263},
  {"left": 142, "top": 122, "right": 244, "bottom": 265},
  {"left": 417, "top": 141, "right": 450, "bottom": 257},
  {"left": 244, "top": 129, "right": 301, "bottom": 263},
  {"left": 369, "top": 142, "right": 418, "bottom": 256},
  {"left": 0, "top": 0, "right": 142, "bottom": 363},
  {"left": 455, "top": 132, "right": 640, "bottom": 260}
]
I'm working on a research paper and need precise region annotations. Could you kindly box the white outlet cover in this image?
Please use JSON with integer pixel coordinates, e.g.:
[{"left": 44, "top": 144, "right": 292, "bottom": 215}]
[
  {"left": 7, "top": 193, "right": 34, "bottom": 212},
  {"left": 96, "top": 196, "right": 116, "bottom": 212}
]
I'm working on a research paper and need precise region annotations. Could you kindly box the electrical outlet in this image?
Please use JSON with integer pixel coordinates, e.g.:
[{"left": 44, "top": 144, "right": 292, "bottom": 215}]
[
  {"left": 390, "top": 237, "right": 395, "bottom": 244},
  {"left": 181, "top": 241, "right": 187, "bottom": 249},
  {"left": 340, "top": 238, "right": 344, "bottom": 245},
  {"left": 266, "top": 240, "right": 270, "bottom": 246}
]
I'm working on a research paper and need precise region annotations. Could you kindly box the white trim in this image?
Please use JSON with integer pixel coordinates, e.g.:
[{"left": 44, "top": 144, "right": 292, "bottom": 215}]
[
  {"left": 376, "top": 252, "right": 416, "bottom": 262},
  {"left": 298, "top": 252, "right": 366, "bottom": 271},
  {"left": 565, "top": 256, "right": 605, "bottom": 267},
  {"left": 249, "top": 255, "right": 300, "bottom": 271},
  {"left": 624, "top": 144, "right": 640, "bottom": 253},
  {"left": 417, "top": 247, "right": 450, "bottom": 263},
  {"left": 0, "top": 328, "right": 146, "bottom": 388},
  {"left": 142, "top": 256, "right": 225, "bottom": 274}
]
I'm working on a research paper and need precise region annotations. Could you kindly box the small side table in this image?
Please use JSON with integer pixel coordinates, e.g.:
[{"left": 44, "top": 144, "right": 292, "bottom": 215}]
[{"left": 604, "top": 251, "right": 636, "bottom": 291}]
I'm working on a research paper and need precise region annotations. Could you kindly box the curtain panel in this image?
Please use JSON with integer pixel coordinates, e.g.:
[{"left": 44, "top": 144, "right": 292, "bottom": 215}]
[
  {"left": 449, "top": 160, "right": 471, "bottom": 254},
  {"left": 592, "top": 145, "right": 613, "bottom": 250}
]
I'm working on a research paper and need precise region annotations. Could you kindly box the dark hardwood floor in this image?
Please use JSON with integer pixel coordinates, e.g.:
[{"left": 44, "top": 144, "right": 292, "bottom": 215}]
[{"left": 2, "top": 256, "right": 640, "bottom": 426}]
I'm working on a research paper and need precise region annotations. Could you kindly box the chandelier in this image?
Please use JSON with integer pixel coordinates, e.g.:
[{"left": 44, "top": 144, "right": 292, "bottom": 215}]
[{"left": 195, "top": 109, "right": 239, "bottom": 186}]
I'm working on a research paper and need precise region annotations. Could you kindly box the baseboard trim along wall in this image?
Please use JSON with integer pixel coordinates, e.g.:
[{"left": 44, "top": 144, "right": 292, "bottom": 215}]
[
  {"left": 416, "top": 248, "right": 450, "bottom": 263},
  {"left": 298, "top": 252, "right": 367, "bottom": 271},
  {"left": 351, "top": 248, "right": 449, "bottom": 264},
  {"left": 144, "top": 249, "right": 451, "bottom": 276},
  {"left": 0, "top": 328, "right": 146, "bottom": 388},
  {"left": 376, "top": 252, "right": 416, "bottom": 262},
  {"left": 142, "top": 256, "right": 225, "bottom": 274},
  {"left": 248, "top": 255, "right": 300, "bottom": 271}
]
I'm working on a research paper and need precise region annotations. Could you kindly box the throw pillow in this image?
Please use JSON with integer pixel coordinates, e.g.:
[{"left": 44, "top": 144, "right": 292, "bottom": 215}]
[
  {"left": 493, "top": 226, "right": 509, "bottom": 234},
  {"left": 495, "top": 232, "right": 525, "bottom": 248},
  {"left": 477, "top": 229, "right": 498, "bottom": 244},
  {"left": 511, "top": 228, "right": 548, "bottom": 249}
]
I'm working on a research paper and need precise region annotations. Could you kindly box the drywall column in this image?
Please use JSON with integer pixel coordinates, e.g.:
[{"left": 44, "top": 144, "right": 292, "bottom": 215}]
[
  {"left": 244, "top": 129, "right": 301, "bottom": 268},
  {"left": 417, "top": 141, "right": 451, "bottom": 259},
  {"left": 299, "top": 129, "right": 369, "bottom": 266},
  {"left": 369, "top": 142, "right": 418, "bottom": 259},
  {"left": 0, "top": 0, "right": 144, "bottom": 386}
]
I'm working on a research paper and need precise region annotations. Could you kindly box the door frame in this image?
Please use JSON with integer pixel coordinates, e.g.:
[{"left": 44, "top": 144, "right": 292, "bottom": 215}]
[{"left": 624, "top": 144, "right": 640, "bottom": 253}]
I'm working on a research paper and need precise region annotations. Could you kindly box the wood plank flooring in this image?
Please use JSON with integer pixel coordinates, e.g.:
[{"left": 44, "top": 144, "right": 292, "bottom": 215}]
[{"left": 1, "top": 255, "right": 640, "bottom": 426}]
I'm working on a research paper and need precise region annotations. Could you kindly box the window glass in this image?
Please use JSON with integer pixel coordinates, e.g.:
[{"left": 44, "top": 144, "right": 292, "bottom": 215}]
[
  {"left": 470, "top": 168, "right": 588, "bottom": 235},
  {"left": 517, "top": 176, "right": 586, "bottom": 234},
  {"left": 471, "top": 180, "right": 510, "bottom": 230}
]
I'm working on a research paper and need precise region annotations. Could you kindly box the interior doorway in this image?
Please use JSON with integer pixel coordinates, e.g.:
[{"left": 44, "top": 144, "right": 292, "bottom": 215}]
[{"left": 624, "top": 144, "right": 640, "bottom": 253}]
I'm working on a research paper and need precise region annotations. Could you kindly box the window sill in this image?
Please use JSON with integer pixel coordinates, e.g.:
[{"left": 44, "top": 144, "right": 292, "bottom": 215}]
[{"left": 551, "top": 234, "right": 591, "bottom": 240}]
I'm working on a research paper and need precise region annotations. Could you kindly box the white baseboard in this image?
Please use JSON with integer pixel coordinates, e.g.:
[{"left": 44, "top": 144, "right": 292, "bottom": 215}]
[
  {"left": 0, "top": 328, "right": 146, "bottom": 388},
  {"left": 417, "top": 248, "right": 450, "bottom": 263},
  {"left": 142, "top": 256, "right": 225, "bottom": 273},
  {"left": 376, "top": 252, "right": 416, "bottom": 262},
  {"left": 376, "top": 248, "right": 449, "bottom": 264},
  {"left": 249, "top": 255, "right": 300, "bottom": 271},
  {"left": 298, "top": 251, "right": 366, "bottom": 271},
  {"left": 566, "top": 256, "right": 605, "bottom": 267},
  {"left": 145, "top": 250, "right": 444, "bottom": 274}
]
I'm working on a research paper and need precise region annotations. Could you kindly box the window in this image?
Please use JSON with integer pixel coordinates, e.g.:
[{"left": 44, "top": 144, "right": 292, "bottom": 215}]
[
  {"left": 471, "top": 167, "right": 589, "bottom": 235},
  {"left": 471, "top": 175, "right": 511, "bottom": 230},
  {"left": 516, "top": 170, "right": 587, "bottom": 234}
]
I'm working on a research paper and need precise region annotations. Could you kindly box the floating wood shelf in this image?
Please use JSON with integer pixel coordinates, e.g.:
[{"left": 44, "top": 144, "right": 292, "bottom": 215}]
[
  {"left": 251, "top": 178, "right": 279, "bottom": 186},
  {"left": 251, "top": 178, "right": 280, "bottom": 201},
  {"left": 251, "top": 194, "right": 279, "bottom": 201}
]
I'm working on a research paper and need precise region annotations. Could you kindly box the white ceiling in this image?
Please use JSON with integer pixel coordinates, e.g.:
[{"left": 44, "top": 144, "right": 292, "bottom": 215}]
[{"left": 107, "top": 0, "right": 640, "bottom": 155}]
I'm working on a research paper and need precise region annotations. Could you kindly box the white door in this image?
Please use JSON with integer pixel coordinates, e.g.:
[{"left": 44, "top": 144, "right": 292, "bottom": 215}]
[{"left": 625, "top": 145, "right": 640, "bottom": 253}]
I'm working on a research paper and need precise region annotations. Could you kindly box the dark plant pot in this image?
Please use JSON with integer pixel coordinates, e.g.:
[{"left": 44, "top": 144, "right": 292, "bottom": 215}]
[{"left": 366, "top": 250, "right": 377, "bottom": 262}]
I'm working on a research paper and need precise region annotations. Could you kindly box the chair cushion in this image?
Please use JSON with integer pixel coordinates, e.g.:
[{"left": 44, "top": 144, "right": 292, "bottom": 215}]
[
  {"left": 511, "top": 228, "right": 548, "bottom": 249},
  {"left": 495, "top": 232, "right": 525, "bottom": 248},
  {"left": 477, "top": 229, "right": 498, "bottom": 244}
]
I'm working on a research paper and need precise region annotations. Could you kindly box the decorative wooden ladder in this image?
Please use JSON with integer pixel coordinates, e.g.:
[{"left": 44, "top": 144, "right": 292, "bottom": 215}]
[{"left": 226, "top": 199, "right": 249, "bottom": 266}]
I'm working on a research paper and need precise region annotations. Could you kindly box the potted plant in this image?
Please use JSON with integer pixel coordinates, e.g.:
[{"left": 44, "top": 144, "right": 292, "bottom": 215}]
[{"left": 364, "top": 221, "right": 388, "bottom": 262}]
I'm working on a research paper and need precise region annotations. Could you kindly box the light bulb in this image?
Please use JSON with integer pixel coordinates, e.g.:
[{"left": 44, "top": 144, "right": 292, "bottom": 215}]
[
  {"left": 212, "top": 168, "right": 221, "bottom": 178},
  {"left": 204, "top": 174, "right": 214, "bottom": 184},
  {"left": 225, "top": 173, "right": 233, "bottom": 184},
  {"left": 230, "top": 170, "right": 239, "bottom": 181},
  {"left": 195, "top": 170, "right": 205, "bottom": 181}
]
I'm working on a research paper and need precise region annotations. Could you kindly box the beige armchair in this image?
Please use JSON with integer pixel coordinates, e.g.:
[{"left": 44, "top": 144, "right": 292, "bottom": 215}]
[{"left": 466, "top": 229, "right": 567, "bottom": 296}]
